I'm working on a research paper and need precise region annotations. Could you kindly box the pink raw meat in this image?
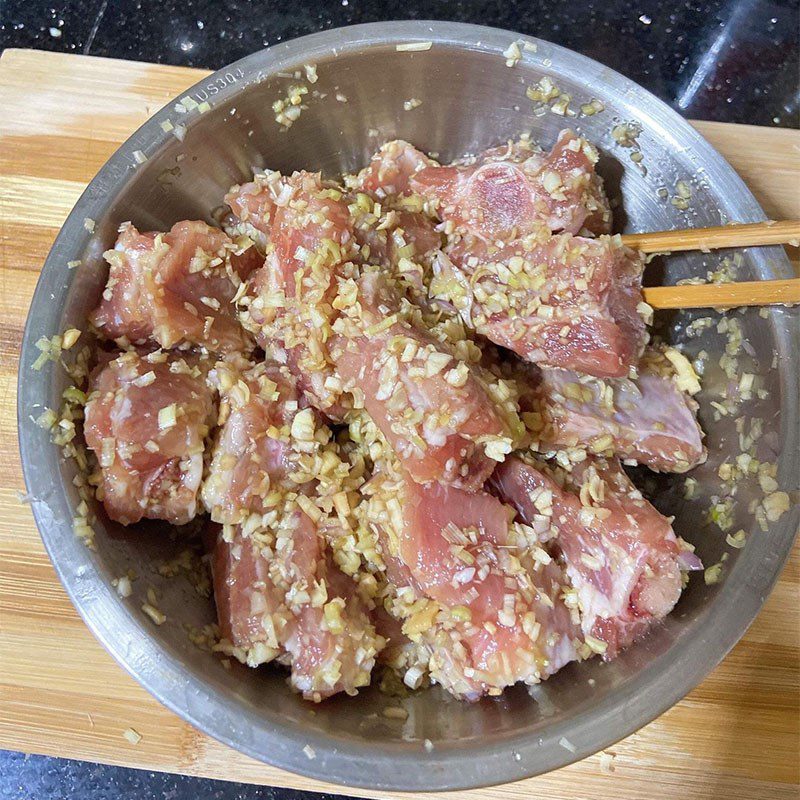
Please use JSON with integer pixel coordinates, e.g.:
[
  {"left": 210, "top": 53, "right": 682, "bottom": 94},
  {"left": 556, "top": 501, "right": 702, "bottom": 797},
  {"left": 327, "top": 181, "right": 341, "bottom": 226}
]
[
  {"left": 432, "top": 233, "right": 647, "bottom": 378},
  {"left": 491, "top": 455, "right": 700, "bottom": 658},
  {"left": 243, "top": 171, "right": 356, "bottom": 417},
  {"left": 211, "top": 511, "right": 383, "bottom": 700},
  {"left": 91, "top": 220, "right": 261, "bottom": 354},
  {"left": 410, "top": 130, "right": 611, "bottom": 241},
  {"left": 331, "top": 268, "right": 516, "bottom": 489},
  {"left": 84, "top": 350, "right": 216, "bottom": 526},
  {"left": 518, "top": 363, "right": 706, "bottom": 472},
  {"left": 354, "top": 139, "right": 436, "bottom": 197},
  {"left": 369, "top": 468, "right": 580, "bottom": 699}
]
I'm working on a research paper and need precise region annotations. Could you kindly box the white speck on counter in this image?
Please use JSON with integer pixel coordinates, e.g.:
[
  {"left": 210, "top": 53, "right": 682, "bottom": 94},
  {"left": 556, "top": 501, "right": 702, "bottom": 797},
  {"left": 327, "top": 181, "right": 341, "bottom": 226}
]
[
  {"left": 639, "top": 14, "right": 652, "bottom": 24},
  {"left": 303, "top": 744, "right": 316, "bottom": 760},
  {"left": 49, "top": 27, "right": 62, "bottom": 38},
  {"left": 423, "top": 738, "right": 434, "bottom": 753}
]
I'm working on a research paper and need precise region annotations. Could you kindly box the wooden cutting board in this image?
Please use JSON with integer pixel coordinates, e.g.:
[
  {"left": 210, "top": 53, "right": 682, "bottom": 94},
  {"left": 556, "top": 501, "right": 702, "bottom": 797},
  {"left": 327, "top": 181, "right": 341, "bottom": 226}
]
[{"left": 0, "top": 48, "right": 798, "bottom": 800}]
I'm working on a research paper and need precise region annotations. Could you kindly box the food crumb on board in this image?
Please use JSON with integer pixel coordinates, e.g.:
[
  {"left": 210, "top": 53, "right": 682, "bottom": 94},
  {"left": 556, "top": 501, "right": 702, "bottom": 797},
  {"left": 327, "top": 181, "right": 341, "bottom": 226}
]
[
  {"left": 599, "top": 750, "right": 616, "bottom": 773},
  {"left": 123, "top": 727, "right": 142, "bottom": 745}
]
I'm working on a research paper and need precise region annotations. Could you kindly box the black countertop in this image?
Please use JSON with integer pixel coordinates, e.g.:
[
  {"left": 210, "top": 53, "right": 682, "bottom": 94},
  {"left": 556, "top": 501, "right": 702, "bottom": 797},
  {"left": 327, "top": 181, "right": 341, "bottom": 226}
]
[
  {"left": 2, "top": 0, "right": 798, "bottom": 127},
  {"left": 0, "top": 2, "right": 797, "bottom": 799}
]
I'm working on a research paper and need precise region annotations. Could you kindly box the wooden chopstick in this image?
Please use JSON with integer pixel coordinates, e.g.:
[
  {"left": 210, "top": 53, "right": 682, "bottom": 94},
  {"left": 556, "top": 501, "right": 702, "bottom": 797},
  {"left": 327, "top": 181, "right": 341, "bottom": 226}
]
[
  {"left": 643, "top": 278, "right": 800, "bottom": 309},
  {"left": 620, "top": 220, "right": 800, "bottom": 254}
]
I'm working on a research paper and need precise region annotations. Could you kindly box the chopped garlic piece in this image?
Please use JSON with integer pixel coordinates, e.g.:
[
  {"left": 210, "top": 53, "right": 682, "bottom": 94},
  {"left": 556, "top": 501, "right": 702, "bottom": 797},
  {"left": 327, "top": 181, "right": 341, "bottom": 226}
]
[
  {"left": 704, "top": 562, "right": 724, "bottom": 585},
  {"left": 122, "top": 728, "right": 142, "bottom": 745},
  {"left": 158, "top": 404, "right": 177, "bottom": 430},
  {"left": 142, "top": 603, "right": 166, "bottom": 625},
  {"left": 61, "top": 328, "right": 81, "bottom": 349},
  {"left": 664, "top": 347, "right": 701, "bottom": 395},
  {"left": 396, "top": 41, "right": 433, "bottom": 52},
  {"left": 763, "top": 491, "right": 790, "bottom": 522},
  {"left": 503, "top": 41, "right": 521, "bottom": 67}
]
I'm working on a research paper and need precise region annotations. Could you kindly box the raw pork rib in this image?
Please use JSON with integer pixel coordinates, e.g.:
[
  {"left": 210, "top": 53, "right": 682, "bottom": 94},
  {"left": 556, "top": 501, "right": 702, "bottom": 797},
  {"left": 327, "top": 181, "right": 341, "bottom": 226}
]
[
  {"left": 517, "top": 363, "right": 706, "bottom": 472},
  {"left": 84, "top": 350, "right": 216, "bottom": 525},
  {"left": 200, "top": 357, "right": 304, "bottom": 523},
  {"left": 241, "top": 171, "right": 356, "bottom": 416},
  {"left": 410, "top": 130, "right": 611, "bottom": 240},
  {"left": 364, "top": 468, "right": 580, "bottom": 699},
  {"left": 432, "top": 233, "right": 647, "bottom": 378},
  {"left": 353, "top": 139, "right": 436, "bottom": 197},
  {"left": 224, "top": 178, "right": 276, "bottom": 250},
  {"left": 331, "top": 268, "right": 517, "bottom": 489},
  {"left": 203, "top": 356, "right": 382, "bottom": 699},
  {"left": 91, "top": 221, "right": 261, "bottom": 354},
  {"left": 211, "top": 513, "right": 382, "bottom": 700},
  {"left": 491, "top": 455, "right": 699, "bottom": 658},
  {"left": 351, "top": 207, "right": 441, "bottom": 292},
  {"left": 348, "top": 142, "right": 444, "bottom": 305}
]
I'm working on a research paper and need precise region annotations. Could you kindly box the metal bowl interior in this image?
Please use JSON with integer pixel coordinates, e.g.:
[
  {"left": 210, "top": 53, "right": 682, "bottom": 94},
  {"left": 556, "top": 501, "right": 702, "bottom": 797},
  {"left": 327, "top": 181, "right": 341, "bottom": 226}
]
[{"left": 18, "top": 21, "right": 799, "bottom": 792}]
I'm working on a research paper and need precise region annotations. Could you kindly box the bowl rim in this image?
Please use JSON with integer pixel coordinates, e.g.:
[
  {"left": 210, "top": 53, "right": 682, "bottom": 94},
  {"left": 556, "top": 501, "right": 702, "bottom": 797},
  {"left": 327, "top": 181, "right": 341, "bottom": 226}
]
[{"left": 18, "top": 19, "right": 799, "bottom": 792}]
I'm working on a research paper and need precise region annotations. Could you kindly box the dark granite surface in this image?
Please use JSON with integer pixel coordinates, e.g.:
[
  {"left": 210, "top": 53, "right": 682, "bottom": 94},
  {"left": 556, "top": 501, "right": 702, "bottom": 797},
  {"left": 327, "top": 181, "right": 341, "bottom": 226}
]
[
  {"left": 0, "top": 752, "right": 345, "bottom": 800},
  {"left": 0, "top": 2, "right": 797, "bottom": 799},
  {"left": 2, "top": 0, "right": 798, "bottom": 127}
]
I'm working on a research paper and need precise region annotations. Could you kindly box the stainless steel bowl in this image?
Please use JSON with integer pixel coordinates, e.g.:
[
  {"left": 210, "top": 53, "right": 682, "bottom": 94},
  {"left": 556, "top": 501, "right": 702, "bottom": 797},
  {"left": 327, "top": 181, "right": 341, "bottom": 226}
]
[{"left": 18, "top": 21, "right": 799, "bottom": 792}]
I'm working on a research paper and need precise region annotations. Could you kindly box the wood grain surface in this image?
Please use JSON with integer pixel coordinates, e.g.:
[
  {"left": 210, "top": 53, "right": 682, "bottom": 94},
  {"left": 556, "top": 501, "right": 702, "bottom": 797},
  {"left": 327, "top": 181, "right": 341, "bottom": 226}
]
[{"left": 0, "top": 49, "right": 798, "bottom": 800}]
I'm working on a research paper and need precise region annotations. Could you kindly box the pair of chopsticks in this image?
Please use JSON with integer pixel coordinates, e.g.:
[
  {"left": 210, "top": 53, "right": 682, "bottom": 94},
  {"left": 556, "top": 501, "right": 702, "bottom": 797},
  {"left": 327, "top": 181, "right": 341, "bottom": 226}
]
[{"left": 621, "top": 220, "right": 800, "bottom": 310}]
